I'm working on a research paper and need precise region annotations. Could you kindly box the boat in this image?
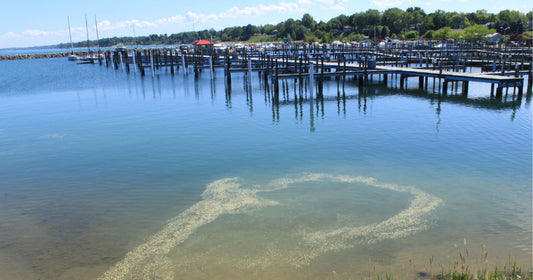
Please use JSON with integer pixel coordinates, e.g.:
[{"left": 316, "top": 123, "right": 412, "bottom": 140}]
[
  {"left": 77, "top": 56, "right": 97, "bottom": 64},
  {"left": 77, "top": 15, "right": 98, "bottom": 64},
  {"left": 67, "top": 54, "right": 79, "bottom": 61},
  {"left": 67, "top": 16, "right": 79, "bottom": 61},
  {"left": 114, "top": 43, "right": 126, "bottom": 52}
]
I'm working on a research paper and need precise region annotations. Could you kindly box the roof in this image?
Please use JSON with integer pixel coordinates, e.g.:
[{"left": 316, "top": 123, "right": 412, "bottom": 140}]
[{"left": 193, "top": 39, "right": 214, "bottom": 46}]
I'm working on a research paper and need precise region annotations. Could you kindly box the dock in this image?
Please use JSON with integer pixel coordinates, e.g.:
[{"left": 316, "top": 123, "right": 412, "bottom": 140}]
[{"left": 95, "top": 43, "right": 532, "bottom": 100}]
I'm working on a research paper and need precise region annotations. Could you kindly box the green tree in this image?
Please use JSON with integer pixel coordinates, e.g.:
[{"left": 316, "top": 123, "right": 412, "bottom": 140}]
[
  {"left": 462, "top": 24, "right": 495, "bottom": 42},
  {"left": 430, "top": 10, "right": 448, "bottom": 29},
  {"left": 304, "top": 33, "right": 319, "bottom": 42},
  {"left": 365, "top": 9, "right": 382, "bottom": 26},
  {"left": 352, "top": 9, "right": 381, "bottom": 27},
  {"left": 423, "top": 30, "right": 434, "bottom": 39},
  {"left": 402, "top": 30, "right": 419, "bottom": 40},
  {"left": 351, "top": 9, "right": 381, "bottom": 38},
  {"left": 448, "top": 12, "right": 470, "bottom": 29},
  {"left": 260, "top": 24, "right": 276, "bottom": 34},
  {"left": 302, "top": 13, "right": 316, "bottom": 31},
  {"left": 241, "top": 24, "right": 258, "bottom": 41},
  {"left": 343, "top": 33, "right": 365, "bottom": 42},
  {"left": 406, "top": 7, "right": 426, "bottom": 31},
  {"left": 496, "top": 10, "right": 527, "bottom": 34},
  {"left": 279, "top": 18, "right": 298, "bottom": 39},
  {"left": 380, "top": 25, "right": 390, "bottom": 38},
  {"left": 327, "top": 17, "right": 343, "bottom": 30},
  {"left": 406, "top": 7, "right": 425, "bottom": 23},
  {"left": 433, "top": 27, "right": 453, "bottom": 40},
  {"left": 321, "top": 31, "right": 333, "bottom": 43},
  {"left": 335, "top": 14, "right": 350, "bottom": 26},
  {"left": 382, "top": 8, "right": 408, "bottom": 35},
  {"left": 231, "top": 27, "right": 243, "bottom": 41},
  {"left": 350, "top": 13, "right": 364, "bottom": 31},
  {"left": 317, "top": 20, "right": 331, "bottom": 32},
  {"left": 466, "top": 9, "right": 495, "bottom": 25}
]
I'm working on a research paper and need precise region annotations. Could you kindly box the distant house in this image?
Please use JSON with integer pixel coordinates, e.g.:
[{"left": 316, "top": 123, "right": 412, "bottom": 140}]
[
  {"left": 343, "top": 26, "right": 354, "bottom": 33},
  {"left": 483, "top": 22, "right": 495, "bottom": 28},
  {"left": 269, "top": 29, "right": 279, "bottom": 35},
  {"left": 384, "top": 37, "right": 401, "bottom": 47},
  {"left": 408, "top": 24, "right": 422, "bottom": 31},
  {"left": 485, "top": 33, "right": 503, "bottom": 44},
  {"left": 332, "top": 41, "right": 345, "bottom": 48}
]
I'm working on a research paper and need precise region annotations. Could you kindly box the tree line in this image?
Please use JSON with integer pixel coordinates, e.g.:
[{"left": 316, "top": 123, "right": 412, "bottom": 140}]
[{"left": 58, "top": 8, "right": 532, "bottom": 49}]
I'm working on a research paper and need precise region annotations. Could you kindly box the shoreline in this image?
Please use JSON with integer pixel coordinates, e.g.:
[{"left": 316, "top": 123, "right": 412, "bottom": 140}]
[{"left": 0, "top": 51, "right": 92, "bottom": 61}]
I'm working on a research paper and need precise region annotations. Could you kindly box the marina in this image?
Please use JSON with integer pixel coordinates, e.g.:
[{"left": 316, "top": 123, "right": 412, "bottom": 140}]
[
  {"left": 1, "top": 2, "right": 532, "bottom": 279},
  {"left": 0, "top": 47, "right": 531, "bottom": 279},
  {"left": 96, "top": 43, "right": 532, "bottom": 100}
]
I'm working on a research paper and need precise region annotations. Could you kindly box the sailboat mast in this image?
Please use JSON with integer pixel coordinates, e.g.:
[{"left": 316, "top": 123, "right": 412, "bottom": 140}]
[
  {"left": 68, "top": 16, "right": 74, "bottom": 54},
  {"left": 85, "top": 14, "right": 91, "bottom": 53},
  {"left": 94, "top": 15, "right": 101, "bottom": 53}
]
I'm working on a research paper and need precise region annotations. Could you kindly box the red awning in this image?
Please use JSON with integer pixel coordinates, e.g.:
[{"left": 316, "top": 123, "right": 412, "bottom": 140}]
[{"left": 193, "top": 39, "right": 214, "bottom": 45}]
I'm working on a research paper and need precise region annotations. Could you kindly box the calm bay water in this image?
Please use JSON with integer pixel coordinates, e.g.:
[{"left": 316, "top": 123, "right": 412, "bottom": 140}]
[{"left": 0, "top": 58, "right": 531, "bottom": 279}]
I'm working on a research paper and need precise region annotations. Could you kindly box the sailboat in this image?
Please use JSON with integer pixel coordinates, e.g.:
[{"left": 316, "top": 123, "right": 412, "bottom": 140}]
[
  {"left": 94, "top": 15, "right": 103, "bottom": 61},
  {"left": 67, "top": 16, "right": 79, "bottom": 61},
  {"left": 78, "top": 15, "right": 97, "bottom": 64}
]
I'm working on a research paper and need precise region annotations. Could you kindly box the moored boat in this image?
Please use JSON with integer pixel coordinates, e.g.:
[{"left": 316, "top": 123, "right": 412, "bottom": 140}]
[{"left": 67, "top": 16, "right": 79, "bottom": 61}]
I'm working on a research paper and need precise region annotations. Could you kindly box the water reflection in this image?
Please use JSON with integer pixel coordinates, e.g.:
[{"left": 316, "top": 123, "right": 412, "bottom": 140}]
[
  {"left": 194, "top": 77, "right": 200, "bottom": 100},
  {"left": 171, "top": 75, "right": 176, "bottom": 99},
  {"left": 210, "top": 75, "right": 215, "bottom": 101},
  {"left": 155, "top": 76, "right": 162, "bottom": 99},
  {"left": 212, "top": 71, "right": 525, "bottom": 131},
  {"left": 75, "top": 69, "right": 527, "bottom": 132},
  {"left": 225, "top": 74, "right": 232, "bottom": 110},
  {"left": 139, "top": 75, "right": 146, "bottom": 99}
]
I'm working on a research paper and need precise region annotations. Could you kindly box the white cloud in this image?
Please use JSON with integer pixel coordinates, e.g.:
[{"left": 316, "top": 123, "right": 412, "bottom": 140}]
[
  {"left": 93, "top": 1, "right": 306, "bottom": 32},
  {"left": 184, "top": 12, "right": 219, "bottom": 24},
  {"left": 21, "top": 29, "right": 61, "bottom": 37},
  {"left": 97, "top": 20, "right": 112, "bottom": 31},
  {"left": 156, "top": 15, "right": 188, "bottom": 25},
  {"left": 115, "top": 19, "right": 157, "bottom": 29},
  {"left": 91, "top": 1, "right": 305, "bottom": 33},
  {"left": 371, "top": 0, "right": 403, "bottom": 8},
  {"left": 1, "top": 0, "right": 312, "bottom": 48},
  {"left": 4, "top": 32, "right": 21, "bottom": 38},
  {"left": 219, "top": 2, "right": 304, "bottom": 18},
  {"left": 315, "top": 0, "right": 348, "bottom": 9}
]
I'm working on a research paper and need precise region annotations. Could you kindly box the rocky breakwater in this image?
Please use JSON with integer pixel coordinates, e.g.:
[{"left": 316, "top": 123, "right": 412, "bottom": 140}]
[{"left": 0, "top": 51, "right": 91, "bottom": 61}]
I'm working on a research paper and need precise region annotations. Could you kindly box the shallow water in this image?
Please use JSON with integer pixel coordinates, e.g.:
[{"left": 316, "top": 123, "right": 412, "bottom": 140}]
[{"left": 0, "top": 58, "right": 531, "bottom": 279}]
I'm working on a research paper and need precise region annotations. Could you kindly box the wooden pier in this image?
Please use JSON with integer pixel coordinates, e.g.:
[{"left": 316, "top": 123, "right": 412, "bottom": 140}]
[
  {"left": 378, "top": 66, "right": 525, "bottom": 98},
  {"left": 98, "top": 44, "right": 532, "bottom": 100}
]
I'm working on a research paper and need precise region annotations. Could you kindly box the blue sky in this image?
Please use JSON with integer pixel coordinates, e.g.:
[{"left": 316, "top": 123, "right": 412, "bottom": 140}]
[{"left": 1, "top": 0, "right": 531, "bottom": 48}]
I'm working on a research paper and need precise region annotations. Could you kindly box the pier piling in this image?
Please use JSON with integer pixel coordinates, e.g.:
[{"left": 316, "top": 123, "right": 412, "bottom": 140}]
[{"left": 94, "top": 43, "right": 530, "bottom": 101}]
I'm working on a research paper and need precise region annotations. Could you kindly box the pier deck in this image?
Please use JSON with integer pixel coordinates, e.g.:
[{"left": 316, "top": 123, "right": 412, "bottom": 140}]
[
  {"left": 268, "top": 58, "right": 524, "bottom": 96},
  {"left": 97, "top": 45, "right": 532, "bottom": 100},
  {"left": 377, "top": 66, "right": 524, "bottom": 84}
]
